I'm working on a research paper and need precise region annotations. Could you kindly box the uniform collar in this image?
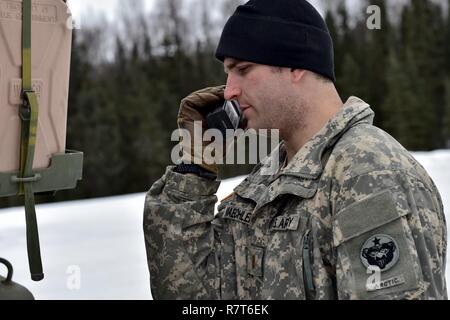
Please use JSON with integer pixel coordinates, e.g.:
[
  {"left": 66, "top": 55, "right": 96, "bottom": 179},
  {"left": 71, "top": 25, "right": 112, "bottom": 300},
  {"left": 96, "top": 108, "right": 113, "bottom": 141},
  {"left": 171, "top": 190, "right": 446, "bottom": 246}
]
[
  {"left": 279, "top": 96, "right": 374, "bottom": 179},
  {"left": 233, "top": 96, "right": 374, "bottom": 204}
]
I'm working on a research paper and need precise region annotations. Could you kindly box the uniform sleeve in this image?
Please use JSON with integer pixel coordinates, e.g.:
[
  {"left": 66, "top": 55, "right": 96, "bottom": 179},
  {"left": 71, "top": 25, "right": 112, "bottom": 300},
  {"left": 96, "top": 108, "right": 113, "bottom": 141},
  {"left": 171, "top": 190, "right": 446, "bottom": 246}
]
[
  {"left": 332, "top": 170, "right": 447, "bottom": 300},
  {"left": 143, "top": 166, "right": 223, "bottom": 300}
]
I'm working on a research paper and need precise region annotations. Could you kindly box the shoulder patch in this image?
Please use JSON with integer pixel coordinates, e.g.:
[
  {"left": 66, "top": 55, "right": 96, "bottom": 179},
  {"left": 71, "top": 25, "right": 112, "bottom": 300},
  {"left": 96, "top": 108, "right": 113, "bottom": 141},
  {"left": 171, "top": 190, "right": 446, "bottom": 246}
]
[{"left": 360, "top": 234, "right": 399, "bottom": 272}]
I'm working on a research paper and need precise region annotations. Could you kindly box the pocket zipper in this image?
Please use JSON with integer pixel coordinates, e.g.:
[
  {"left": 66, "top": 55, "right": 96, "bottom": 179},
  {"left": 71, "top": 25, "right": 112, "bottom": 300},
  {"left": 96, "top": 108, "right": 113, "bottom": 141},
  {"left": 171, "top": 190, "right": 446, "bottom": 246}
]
[{"left": 302, "top": 229, "right": 316, "bottom": 299}]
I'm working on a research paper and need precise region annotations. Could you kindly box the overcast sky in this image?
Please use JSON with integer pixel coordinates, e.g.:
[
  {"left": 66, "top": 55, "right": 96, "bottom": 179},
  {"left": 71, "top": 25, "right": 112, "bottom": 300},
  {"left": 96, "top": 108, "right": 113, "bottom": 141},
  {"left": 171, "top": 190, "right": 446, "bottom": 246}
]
[
  {"left": 67, "top": 0, "right": 154, "bottom": 22},
  {"left": 67, "top": 0, "right": 329, "bottom": 23},
  {"left": 67, "top": 0, "right": 432, "bottom": 25}
]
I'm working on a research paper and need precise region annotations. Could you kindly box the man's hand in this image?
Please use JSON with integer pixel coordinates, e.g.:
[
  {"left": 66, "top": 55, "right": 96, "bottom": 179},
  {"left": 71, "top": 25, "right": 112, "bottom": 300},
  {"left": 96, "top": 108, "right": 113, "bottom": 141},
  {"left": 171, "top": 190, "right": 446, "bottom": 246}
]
[{"left": 177, "top": 86, "right": 226, "bottom": 175}]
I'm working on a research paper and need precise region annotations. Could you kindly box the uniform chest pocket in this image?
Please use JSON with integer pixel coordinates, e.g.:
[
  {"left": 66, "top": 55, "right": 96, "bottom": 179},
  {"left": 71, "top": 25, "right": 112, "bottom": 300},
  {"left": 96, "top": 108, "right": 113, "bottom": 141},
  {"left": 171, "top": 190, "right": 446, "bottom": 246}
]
[
  {"left": 333, "top": 188, "right": 424, "bottom": 299},
  {"left": 262, "top": 209, "right": 312, "bottom": 299}
]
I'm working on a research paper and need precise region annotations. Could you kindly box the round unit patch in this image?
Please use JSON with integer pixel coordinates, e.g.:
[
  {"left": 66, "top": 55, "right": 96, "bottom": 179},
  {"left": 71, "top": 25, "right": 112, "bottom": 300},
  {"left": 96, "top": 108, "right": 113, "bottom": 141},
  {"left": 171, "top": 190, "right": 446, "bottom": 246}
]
[{"left": 360, "top": 234, "right": 399, "bottom": 272}]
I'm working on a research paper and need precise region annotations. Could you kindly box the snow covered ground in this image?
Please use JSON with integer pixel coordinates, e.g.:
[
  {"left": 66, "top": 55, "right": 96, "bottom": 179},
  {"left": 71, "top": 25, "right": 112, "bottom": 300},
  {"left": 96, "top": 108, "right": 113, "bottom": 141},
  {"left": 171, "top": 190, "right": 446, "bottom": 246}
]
[
  {"left": 0, "top": 151, "right": 449, "bottom": 300},
  {"left": 0, "top": 175, "right": 246, "bottom": 300}
]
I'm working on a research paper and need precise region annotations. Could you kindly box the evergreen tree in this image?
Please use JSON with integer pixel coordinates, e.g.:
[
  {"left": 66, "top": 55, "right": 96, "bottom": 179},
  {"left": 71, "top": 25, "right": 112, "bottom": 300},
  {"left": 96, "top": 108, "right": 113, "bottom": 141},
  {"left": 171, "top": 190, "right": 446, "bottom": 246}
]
[
  {"left": 398, "top": 0, "right": 445, "bottom": 149},
  {"left": 361, "top": 0, "right": 392, "bottom": 127},
  {"left": 443, "top": 78, "right": 450, "bottom": 147},
  {"left": 382, "top": 49, "right": 433, "bottom": 150}
]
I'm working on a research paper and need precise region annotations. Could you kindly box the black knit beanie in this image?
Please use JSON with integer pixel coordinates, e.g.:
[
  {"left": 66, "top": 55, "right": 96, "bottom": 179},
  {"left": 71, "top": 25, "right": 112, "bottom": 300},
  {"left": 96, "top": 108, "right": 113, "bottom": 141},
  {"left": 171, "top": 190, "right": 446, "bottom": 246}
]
[{"left": 215, "top": 0, "right": 335, "bottom": 82}]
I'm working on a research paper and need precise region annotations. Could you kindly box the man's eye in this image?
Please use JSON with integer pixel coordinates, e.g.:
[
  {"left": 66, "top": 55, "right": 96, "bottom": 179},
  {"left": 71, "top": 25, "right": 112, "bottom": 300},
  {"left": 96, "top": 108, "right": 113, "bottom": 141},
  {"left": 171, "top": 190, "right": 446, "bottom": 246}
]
[{"left": 238, "top": 66, "right": 250, "bottom": 74}]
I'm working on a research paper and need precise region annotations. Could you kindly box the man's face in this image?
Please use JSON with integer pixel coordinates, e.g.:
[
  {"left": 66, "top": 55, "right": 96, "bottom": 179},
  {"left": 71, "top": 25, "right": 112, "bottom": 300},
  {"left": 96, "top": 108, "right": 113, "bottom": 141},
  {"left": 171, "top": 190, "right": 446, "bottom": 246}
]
[{"left": 223, "top": 57, "right": 297, "bottom": 132}]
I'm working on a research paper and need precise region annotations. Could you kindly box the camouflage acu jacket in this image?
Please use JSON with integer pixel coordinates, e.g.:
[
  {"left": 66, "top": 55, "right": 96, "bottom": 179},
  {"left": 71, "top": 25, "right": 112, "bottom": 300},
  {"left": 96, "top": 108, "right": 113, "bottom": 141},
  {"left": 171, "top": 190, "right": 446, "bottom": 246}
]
[{"left": 143, "top": 96, "right": 447, "bottom": 300}]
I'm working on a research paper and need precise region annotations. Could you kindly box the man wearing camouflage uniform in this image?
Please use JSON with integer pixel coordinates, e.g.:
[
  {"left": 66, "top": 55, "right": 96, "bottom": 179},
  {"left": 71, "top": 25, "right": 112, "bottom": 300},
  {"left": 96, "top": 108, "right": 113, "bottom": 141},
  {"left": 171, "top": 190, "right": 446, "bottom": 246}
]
[{"left": 143, "top": 0, "right": 447, "bottom": 299}]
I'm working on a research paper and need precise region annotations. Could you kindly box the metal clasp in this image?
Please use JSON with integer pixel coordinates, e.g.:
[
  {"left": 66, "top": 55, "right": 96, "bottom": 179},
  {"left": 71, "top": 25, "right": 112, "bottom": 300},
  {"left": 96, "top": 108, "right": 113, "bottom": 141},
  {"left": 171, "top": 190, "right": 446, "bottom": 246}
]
[{"left": 11, "top": 174, "right": 42, "bottom": 183}]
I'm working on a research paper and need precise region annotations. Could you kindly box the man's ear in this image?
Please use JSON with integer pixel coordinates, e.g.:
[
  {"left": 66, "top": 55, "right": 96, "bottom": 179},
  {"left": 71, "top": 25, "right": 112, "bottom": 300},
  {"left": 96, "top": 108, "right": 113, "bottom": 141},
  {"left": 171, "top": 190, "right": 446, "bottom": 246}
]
[{"left": 290, "top": 69, "right": 306, "bottom": 83}]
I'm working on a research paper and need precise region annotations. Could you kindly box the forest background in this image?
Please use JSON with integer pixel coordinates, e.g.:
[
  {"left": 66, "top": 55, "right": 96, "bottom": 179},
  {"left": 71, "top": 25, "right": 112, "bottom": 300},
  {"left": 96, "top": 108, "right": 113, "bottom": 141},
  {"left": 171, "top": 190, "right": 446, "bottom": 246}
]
[{"left": 2, "top": 0, "right": 449, "bottom": 207}]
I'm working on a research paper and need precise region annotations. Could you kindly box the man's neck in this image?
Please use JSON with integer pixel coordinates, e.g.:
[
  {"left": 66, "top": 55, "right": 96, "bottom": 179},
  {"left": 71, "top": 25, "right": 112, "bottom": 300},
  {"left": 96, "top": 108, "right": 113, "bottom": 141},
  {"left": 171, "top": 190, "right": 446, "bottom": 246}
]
[{"left": 283, "top": 96, "right": 343, "bottom": 163}]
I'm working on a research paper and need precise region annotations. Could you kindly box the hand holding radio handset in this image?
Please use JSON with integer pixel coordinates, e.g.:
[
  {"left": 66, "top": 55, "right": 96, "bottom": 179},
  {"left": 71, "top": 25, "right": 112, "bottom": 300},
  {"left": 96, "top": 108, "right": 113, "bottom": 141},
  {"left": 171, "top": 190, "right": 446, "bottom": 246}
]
[{"left": 177, "top": 85, "right": 247, "bottom": 175}]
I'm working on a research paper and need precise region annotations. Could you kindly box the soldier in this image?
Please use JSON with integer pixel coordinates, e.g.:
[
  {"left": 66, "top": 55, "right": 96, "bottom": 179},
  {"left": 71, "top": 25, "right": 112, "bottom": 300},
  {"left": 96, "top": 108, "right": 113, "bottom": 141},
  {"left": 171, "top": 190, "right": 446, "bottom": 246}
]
[{"left": 143, "top": 0, "right": 447, "bottom": 299}]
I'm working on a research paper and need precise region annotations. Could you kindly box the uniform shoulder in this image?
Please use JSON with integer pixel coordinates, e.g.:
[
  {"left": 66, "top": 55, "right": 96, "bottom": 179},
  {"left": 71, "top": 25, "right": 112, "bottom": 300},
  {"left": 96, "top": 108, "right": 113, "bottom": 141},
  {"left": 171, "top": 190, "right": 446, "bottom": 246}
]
[{"left": 327, "top": 123, "right": 430, "bottom": 183}]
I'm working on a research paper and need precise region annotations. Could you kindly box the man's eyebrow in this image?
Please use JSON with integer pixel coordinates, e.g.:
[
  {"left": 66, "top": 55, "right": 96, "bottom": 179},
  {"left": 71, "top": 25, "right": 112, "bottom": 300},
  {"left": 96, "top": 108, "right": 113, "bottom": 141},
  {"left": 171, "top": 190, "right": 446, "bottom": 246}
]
[{"left": 224, "top": 61, "right": 243, "bottom": 73}]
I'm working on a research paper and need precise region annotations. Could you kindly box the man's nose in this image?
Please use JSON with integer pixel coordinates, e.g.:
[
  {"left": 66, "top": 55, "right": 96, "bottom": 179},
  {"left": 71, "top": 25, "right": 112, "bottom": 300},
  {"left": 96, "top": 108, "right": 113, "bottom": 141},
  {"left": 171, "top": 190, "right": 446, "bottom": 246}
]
[{"left": 224, "top": 75, "right": 241, "bottom": 100}]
